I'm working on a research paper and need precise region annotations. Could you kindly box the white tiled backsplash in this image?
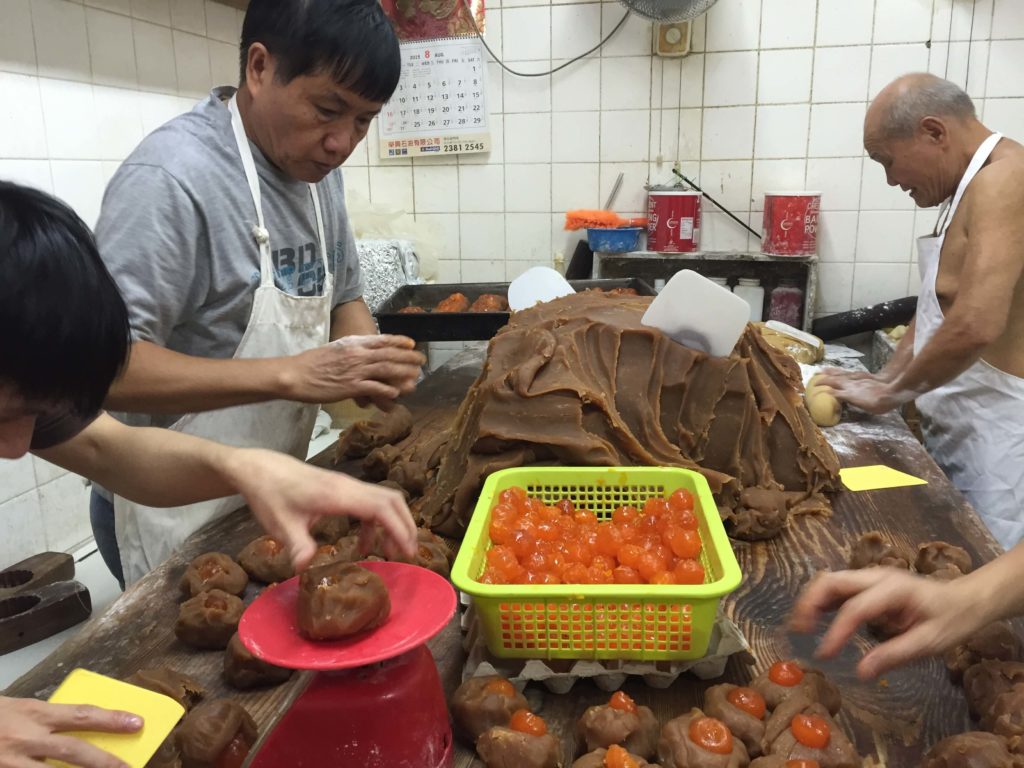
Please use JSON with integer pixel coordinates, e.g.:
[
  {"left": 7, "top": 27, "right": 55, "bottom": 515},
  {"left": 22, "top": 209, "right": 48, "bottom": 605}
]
[{"left": 3, "top": 0, "right": 1024, "bottom": 566}]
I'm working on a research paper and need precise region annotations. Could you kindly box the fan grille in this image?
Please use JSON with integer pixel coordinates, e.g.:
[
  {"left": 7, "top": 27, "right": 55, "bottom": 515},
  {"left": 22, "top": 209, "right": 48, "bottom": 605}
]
[{"left": 619, "top": 0, "right": 718, "bottom": 23}]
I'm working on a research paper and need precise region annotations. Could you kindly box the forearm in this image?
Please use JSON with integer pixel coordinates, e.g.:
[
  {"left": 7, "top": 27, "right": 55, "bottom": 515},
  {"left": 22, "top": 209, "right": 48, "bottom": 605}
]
[
  {"left": 877, "top": 320, "right": 916, "bottom": 382},
  {"left": 330, "top": 298, "right": 378, "bottom": 340},
  {"left": 888, "top": 315, "right": 988, "bottom": 399},
  {"left": 38, "top": 414, "right": 249, "bottom": 507},
  {"left": 105, "top": 341, "right": 287, "bottom": 413},
  {"left": 953, "top": 542, "right": 1024, "bottom": 626}
]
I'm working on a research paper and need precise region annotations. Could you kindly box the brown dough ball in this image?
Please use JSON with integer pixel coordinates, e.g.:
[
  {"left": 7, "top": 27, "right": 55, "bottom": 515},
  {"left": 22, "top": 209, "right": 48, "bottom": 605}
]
[
  {"left": 237, "top": 536, "right": 294, "bottom": 584},
  {"left": 573, "top": 748, "right": 662, "bottom": 767},
  {"left": 723, "top": 488, "right": 791, "bottom": 541},
  {"left": 310, "top": 515, "right": 351, "bottom": 543},
  {"left": 704, "top": 684, "right": 768, "bottom": 758},
  {"left": 476, "top": 726, "right": 562, "bottom": 768},
  {"left": 336, "top": 405, "right": 413, "bottom": 460},
  {"left": 435, "top": 292, "right": 470, "bottom": 313},
  {"left": 451, "top": 675, "right": 530, "bottom": 742},
  {"left": 750, "top": 663, "right": 841, "bottom": 715},
  {"left": 147, "top": 735, "right": 182, "bottom": 768},
  {"left": 126, "top": 668, "right": 205, "bottom": 711},
  {"left": 848, "top": 532, "right": 911, "bottom": 570},
  {"left": 576, "top": 695, "right": 659, "bottom": 759},
  {"left": 175, "top": 589, "right": 243, "bottom": 650},
  {"left": 750, "top": 759, "right": 821, "bottom": 768},
  {"left": 919, "top": 731, "right": 1020, "bottom": 768},
  {"left": 761, "top": 698, "right": 857, "bottom": 768},
  {"left": 928, "top": 565, "right": 966, "bottom": 582},
  {"left": 223, "top": 632, "right": 293, "bottom": 690},
  {"left": 658, "top": 708, "right": 749, "bottom": 768},
  {"left": 944, "top": 623, "right": 1024, "bottom": 684},
  {"left": 469, "top": 294, "right": 509, "bottom": 313},
  {"left": 963, "top": 661, "right": 1024, "bottom": 721},
  {"left": 915, "top": 542, "right": 973, "bottom": 575},
  {"left": 179, "top": 553, "right": 248, "bottom": 598},
  {"left": 297, "top": 562, "right": 390, "bottom": 640},
  {"left": 986, "top": 684, "right": 1024, "bottom": 749},
  {"left": 175, "top": 699, "right": 257, "bottom": 768}
]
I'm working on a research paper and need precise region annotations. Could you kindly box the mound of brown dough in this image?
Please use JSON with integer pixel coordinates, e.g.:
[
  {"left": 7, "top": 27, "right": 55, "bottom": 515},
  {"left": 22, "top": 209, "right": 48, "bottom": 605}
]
[
  {"left": 761, "top": 696, "right": 857, "bottom": 768},
  {"left": 175, "top": 589, "right": 243, "bottom": 650},
  {"left": 176, "top": 699, "right": 258, "bottom": 768},
  {"left": 944, "top": 623, "right": 1024, "bottom": 684},
  {"left": 310, "top": 515, "right": 351, "bottom": 543},
  {"left": 915, "top": 542, "right": 973, "bottom": 575},
  {"left": 658, "top": 708, "right": 749, "bottom": 768},
  {"left": 919, "top": 731, "right": 1022, "bottom": 768},
  {"left": 750, "top": 664, "right": 841, "bottom": 715},
  {"left": 335, "top": 405, "right": 413, "bottom": 461},
  {"left": 576, "top": 699, "right": 659, "bottom": 759},
  {"left": 379, "top": 293, "right": 838, "bottom": 539},
  {"left": 297, "top": 562, "right": 390, "bottom": 640},
  {"left": 963, "top": 661, "right": 1024, "bottom": 721},
  {"left": 179, "top": 553, "right": 247, "bottom": 598},
  {"left": 125, "top": 668, "right": 205, "bottom": 711},
  {"left": 237, "top": 536, "right": 294, "bottom": 584},
  {"left": 704, "top": 683, "right": 768, "bottom": 757},
  {"left": 223, "top": 632, "right": 293, "bottom": 690},
  {"left": 848, "top": 531, "right": 911, "bottom": 570},
  {"left": 985, "top": 683, "right": 1024, "bottom": 749},
  {"left": 450, "top": 675, "right": 530, "bottom": 742},
  {"left": 476, "top": 726, "right": 562, "bottom": 768},
  {"left": 573, "top": 748, "right": 662, "bottom": 767}
]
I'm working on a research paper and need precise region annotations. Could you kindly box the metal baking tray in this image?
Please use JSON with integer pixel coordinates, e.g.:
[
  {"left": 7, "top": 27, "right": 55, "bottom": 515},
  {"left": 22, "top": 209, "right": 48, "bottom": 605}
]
[{"left": 376, "top": 278, "right": 656, "bottom": 342}]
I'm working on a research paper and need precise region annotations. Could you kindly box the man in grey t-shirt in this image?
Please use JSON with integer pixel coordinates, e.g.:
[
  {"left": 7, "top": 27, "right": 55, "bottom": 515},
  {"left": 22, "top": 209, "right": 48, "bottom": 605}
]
[{"left": 91, "top": 0, "right": 426, "bottom": 585}]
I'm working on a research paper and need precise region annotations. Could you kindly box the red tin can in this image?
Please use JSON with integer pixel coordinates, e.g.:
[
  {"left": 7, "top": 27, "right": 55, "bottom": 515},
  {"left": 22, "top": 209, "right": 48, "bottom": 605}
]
[
  {"left": 761, "top": 192, "right": 821, "bottom": 256},
  {"left": 647, "top": 189, "right": 701, "bottom": 252}
]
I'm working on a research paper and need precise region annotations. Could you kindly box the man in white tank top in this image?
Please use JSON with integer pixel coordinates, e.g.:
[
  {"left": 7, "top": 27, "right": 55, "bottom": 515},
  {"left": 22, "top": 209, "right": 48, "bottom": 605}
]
[{"left": 817, "top": 73, "right": 1024, "bottom": 549}]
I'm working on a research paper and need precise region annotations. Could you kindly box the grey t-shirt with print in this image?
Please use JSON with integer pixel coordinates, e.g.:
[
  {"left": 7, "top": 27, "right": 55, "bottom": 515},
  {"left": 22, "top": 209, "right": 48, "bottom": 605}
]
[{"left": 95, "top": 86, "right": 363, "bottom": 430}]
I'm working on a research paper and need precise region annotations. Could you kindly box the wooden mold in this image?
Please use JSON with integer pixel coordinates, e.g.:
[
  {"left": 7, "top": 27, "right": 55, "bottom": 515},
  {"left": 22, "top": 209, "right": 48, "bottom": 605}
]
[{"left": 0, "top": 553, "right": 92, "bottom": 655}]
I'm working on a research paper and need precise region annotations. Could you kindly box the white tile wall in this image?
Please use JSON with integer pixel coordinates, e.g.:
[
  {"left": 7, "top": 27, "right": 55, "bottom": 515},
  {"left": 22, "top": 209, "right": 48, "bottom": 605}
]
[
  {"left": 0, "top": 0, "right": 244, "bottom": 568},
  {"left": 2, "top": 0, "right": 1024, "bottom": 566}
]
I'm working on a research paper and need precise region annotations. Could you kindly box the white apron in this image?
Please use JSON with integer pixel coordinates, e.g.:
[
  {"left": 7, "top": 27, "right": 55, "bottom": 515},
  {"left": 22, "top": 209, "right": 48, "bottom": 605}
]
[
  {"left": 114, "top": 94, "right": 334, "bottom": 585},
  {"left": 914, "top": 131, "right": 1024, "bottom": 549}
]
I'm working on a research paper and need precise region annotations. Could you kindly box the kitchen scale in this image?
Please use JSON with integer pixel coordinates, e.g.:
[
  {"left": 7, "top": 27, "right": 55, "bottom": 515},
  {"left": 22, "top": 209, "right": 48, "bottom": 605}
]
[{"left": 238, "top": 560, "right": 458, "bottom": 767}]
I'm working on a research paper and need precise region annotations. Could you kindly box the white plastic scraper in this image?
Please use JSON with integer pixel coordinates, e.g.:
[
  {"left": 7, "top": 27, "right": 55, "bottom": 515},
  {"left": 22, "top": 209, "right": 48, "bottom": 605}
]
[
  {"left": 641, "top": 269, "right": 749, "bottom": 357},
  {"left": 507, "top": 266, "right": 576, "bottom": 311}
]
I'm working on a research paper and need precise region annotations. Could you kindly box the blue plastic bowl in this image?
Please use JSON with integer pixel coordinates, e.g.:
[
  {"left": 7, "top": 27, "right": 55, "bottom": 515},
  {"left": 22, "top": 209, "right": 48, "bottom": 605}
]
[{"left": 586, "top": 226, "right": 644, "bottom": 253}]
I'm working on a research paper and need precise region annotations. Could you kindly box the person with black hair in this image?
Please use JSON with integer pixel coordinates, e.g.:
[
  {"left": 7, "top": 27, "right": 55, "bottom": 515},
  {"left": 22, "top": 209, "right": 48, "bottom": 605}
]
[
  {"left": 90, "top": 0, "right": 427, "bottom": 585},
  {"left": 0, "top": 180, "right": 417, "bottom": 768}
]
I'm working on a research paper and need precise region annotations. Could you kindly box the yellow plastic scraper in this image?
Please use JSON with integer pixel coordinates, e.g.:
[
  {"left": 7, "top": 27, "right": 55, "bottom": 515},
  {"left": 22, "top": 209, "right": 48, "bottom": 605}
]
[{"left": 46, "top": 668, "right": 184, "bottom": 767}]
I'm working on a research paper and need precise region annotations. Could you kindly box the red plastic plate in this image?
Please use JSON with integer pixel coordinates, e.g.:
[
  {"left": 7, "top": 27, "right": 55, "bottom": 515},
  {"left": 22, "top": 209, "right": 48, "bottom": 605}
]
[{"left": 238, "top": 561, "right": 457, "bottom": 671}]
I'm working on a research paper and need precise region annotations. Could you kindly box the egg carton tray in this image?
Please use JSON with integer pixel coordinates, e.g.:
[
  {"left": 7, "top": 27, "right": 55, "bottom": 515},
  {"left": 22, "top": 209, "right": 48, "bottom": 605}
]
[{"left": 458, "top": 594, "right": 752, "bottom": 694}]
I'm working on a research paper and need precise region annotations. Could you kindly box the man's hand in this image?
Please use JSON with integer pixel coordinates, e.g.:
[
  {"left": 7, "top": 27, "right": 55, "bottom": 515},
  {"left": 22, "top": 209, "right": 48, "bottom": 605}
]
[
  {"left": 279, "top": 335, "right": 425, "bottom": 409},
  {"left": 790, "top": 568, "right": 982, "bottom": 680},
  {"left": 224, "top": 449, "right": 419, "bottom": 572},
  {"left": 812, "top": 368, "right": 912, "bottom": 414},
  {"left": 0, "top": 697, "right": 141, "bottom": 768}
]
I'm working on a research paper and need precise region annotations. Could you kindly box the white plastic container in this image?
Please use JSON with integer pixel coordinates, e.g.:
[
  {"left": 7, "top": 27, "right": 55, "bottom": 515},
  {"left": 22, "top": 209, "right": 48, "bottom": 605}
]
[
  {"left": 708, "top": 277, "right": 730, "bottom": 289},
  {"left": 734, "top": 277, "right": 765, "bottom": 323}
]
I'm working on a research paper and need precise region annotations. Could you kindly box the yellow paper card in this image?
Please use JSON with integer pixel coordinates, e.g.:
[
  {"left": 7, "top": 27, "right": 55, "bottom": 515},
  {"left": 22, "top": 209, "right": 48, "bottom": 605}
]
[
  {"left": 47, "top": 668, "right": 184, "bottom": 768},
  {"left": 840, "top": 465, "right": 927, "bottom": 492}
]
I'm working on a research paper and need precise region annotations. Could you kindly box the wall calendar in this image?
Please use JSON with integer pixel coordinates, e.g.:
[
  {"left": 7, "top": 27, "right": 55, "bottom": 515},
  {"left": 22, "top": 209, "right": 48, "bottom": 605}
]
[{"left": 378, "top": 37, "right": 490, "bottom": 159}]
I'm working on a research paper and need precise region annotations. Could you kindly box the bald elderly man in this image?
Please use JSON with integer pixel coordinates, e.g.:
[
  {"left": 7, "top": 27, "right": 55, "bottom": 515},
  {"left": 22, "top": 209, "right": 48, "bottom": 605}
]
[{"left": 816, "top": 73, "right": 1024, "bottom": 548}]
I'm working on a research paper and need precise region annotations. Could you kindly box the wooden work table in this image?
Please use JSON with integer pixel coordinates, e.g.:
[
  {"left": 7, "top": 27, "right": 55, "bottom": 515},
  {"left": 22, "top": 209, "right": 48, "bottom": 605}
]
[{"left": 4, "top": 347, "right": 1004, "bottom": 767}]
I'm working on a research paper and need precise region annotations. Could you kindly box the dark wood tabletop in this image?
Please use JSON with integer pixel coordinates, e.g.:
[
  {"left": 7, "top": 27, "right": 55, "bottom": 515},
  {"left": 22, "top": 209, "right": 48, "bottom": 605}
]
[{"left": 4, "top": 348, "right": 1003, "bottom": 767}]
